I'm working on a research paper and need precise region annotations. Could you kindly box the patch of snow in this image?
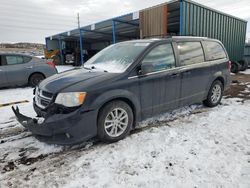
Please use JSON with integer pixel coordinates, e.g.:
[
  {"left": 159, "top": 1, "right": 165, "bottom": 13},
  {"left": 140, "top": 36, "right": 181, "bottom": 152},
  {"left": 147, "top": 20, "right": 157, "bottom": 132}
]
[
  {"left": 56, "top": 65, "right": 75, "bottom": 73},
  {"left": 35, "top": 55, "right": 45, "bottom": 59},
  {"left": 240, "top": 68, "right": 250, "bottom": 74},
  {"left": 0, "top": 87, "right": 62, "bottom": 164},
  {"left": 0, "top": 87, "right": 35, "bottom": 124}
]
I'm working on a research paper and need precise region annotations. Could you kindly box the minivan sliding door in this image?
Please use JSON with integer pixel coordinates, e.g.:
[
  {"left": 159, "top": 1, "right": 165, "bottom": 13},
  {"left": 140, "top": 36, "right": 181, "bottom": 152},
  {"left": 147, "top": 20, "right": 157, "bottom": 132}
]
[{"left": 177, "top": 41, "right": 211, "bottom": 106}]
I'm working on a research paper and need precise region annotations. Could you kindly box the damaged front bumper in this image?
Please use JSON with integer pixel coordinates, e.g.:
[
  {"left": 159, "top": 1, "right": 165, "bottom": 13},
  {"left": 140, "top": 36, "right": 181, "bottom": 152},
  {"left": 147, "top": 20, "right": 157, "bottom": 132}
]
[{"left": 12, "top": 106, "right": 97, "bottom": 145}]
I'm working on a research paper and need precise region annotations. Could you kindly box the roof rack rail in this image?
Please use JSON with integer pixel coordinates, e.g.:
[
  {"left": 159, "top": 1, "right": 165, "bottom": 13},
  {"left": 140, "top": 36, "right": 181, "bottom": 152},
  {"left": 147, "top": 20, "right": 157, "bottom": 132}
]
[
  {"left": 142, "top": 33, "right": 177, "bottom": 39},
  {"left": 172, "top": 36, "right": 208, "bottom": 39}
]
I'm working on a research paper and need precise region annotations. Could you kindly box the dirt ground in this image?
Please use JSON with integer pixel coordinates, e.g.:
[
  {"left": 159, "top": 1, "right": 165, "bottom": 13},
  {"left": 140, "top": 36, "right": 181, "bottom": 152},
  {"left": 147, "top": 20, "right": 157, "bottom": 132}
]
[{"left": 225, "top": 73, "right": 250, "bottom": 100}]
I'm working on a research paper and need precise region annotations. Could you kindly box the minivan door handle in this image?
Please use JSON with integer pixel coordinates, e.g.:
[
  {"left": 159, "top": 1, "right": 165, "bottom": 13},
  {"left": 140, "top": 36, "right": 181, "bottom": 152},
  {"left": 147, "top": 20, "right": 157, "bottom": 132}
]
[
  {"left": 170, "top": 73, "right": 180, "bottom": 78},
  {"left": 25, "top": 66, "right": 33, "bottom": 69}
]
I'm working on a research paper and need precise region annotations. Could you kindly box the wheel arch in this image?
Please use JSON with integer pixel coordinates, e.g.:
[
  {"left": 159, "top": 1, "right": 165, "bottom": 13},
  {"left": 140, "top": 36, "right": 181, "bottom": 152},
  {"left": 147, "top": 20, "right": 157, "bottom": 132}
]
[
  {"left": 214, "top": 76, "right": 225, "bottom": 87},
  {"left": 91, "top": 90, "right": 141, "bottom": 128},
  {"left": 204, "top": 72, "right": 225, "bottom": 99},
  {"left": 98, "top": 97, "right": 137, "bottom": 127}
]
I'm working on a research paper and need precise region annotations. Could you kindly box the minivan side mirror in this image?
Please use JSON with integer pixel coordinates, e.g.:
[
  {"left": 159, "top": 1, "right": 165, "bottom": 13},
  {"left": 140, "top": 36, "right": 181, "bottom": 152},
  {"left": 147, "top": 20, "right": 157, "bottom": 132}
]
[{"left": 137, "top": 65, "right": 142, "bottom": 75}]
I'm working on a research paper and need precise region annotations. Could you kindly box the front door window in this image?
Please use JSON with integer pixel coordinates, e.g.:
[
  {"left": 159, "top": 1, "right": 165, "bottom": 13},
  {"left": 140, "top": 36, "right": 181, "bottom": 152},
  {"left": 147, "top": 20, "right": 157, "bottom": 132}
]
[{"left": 141, "top": 43, "right": 176, "bottom": 74}]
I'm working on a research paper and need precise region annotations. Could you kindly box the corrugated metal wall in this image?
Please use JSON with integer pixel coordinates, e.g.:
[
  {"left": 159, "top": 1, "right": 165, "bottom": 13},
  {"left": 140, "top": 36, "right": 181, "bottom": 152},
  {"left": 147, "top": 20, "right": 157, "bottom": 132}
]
[
  {"left": 180, "top": 0, "right": 247, "bottom": 61},
  {"left": 244, "top": 45, "right": 250, "bottom": 64},
  {"left": 140, "top": 4, "right": 168, "bottom": 38},
  {"left": 244, "top": 45, "right": 250, "bottom": 56}
]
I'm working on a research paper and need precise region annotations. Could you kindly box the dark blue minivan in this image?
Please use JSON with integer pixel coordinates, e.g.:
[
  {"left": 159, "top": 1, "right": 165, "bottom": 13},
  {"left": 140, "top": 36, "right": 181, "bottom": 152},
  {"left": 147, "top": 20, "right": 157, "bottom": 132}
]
[{"left": 13, "top": 37, "right": 231, "bottom": 144}]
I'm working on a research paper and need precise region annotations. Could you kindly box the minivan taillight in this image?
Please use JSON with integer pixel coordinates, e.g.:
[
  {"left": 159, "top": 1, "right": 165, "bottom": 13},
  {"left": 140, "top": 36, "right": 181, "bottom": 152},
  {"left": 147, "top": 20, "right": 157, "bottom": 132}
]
[
  {"left": 228, "top": 61, "right": 232, "bottom": 71},
  {"left": 47, "top": 61, "right": 56, "bottom": 69}
]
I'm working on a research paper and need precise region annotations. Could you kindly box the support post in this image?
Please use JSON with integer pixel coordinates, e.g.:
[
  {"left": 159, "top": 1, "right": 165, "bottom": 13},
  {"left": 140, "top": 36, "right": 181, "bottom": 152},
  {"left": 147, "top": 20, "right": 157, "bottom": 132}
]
[
  {"left": 45, "top": 38, "right": 48, "bottom": 49},
  {"left": 79, "top": 29, "right": 84, "bottom": 65},
  {"left": 58, "top": 37, "right": 64, "bottom": 65},
  {"left": 78, "top": 13, "right": 84, "bottom": 65},
  {"left": 112, "top": 20, "right": 116, "bottom": 44},
  {"left": 179, "top": 0, "right": 183, "bottom": 36}
]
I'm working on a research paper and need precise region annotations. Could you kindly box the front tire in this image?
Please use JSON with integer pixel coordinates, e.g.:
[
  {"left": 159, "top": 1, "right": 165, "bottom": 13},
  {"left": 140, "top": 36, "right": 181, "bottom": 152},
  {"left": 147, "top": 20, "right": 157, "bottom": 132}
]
[
  {"left": 97, "top": 100, "right": 133, "bottom": 142},
  {"left": 203, "top": 80, "right": 223, "bottom": 107}
]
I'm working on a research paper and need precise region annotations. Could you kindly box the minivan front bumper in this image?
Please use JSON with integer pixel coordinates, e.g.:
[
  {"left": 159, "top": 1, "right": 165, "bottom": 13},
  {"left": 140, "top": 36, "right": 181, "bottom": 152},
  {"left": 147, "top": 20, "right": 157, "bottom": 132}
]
[{"left": 12, "top": 106, "right": 97, "bottom": 145}]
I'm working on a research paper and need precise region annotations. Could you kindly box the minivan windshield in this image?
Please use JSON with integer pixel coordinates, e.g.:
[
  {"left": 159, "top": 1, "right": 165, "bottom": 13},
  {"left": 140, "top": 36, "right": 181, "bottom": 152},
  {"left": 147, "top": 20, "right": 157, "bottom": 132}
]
[{"left": 84, "top": 42, "right": 150, "bottom": 73}]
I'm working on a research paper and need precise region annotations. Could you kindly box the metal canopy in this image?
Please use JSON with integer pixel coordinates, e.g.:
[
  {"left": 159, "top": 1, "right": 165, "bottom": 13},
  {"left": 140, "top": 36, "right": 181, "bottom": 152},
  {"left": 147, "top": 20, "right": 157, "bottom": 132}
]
[
  {"left": 48, "top": 13, "right": 140, "bottom": 43},
  {"left": 46, "top": 12, "right": 140, "bottom": 65}
]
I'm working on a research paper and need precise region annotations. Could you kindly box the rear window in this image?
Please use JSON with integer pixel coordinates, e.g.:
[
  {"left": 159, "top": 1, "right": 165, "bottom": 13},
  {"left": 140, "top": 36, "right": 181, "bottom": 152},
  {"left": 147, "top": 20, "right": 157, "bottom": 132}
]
[
  {"left": 23, "top": 56, "right": 32, "bottom": 63},
  {"left": 203, "top": 41, "right": 227, "bottom": 61},
  {"left": 177, "top": 42, "right": 205, "bottom": 66}
]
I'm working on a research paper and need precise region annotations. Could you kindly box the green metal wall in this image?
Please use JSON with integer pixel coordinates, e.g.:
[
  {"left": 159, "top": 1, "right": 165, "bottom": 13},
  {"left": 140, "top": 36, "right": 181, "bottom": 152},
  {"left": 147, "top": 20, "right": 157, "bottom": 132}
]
[
  {"left": 180, "top": 0, "right": 247, "bottom": 61},
  {"left": 244, "top": 45, "right": 250, "bottom": 64},
  {"left": 244, "top": 45, "right": 250, "bottom": 56}
]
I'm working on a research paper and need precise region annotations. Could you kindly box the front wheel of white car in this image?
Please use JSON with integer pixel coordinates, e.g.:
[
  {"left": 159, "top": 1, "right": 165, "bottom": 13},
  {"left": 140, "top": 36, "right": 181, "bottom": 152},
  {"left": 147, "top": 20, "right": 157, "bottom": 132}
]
[
  {"left": 97, "top": 100, "right": 133, "bottom": 142},
  {"left": 203, "top": 80, "right": 223, "bottom": 107}
]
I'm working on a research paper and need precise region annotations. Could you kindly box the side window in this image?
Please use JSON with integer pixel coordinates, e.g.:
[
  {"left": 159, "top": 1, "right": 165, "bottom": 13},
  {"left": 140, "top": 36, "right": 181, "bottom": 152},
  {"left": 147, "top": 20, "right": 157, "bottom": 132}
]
[
  {"left": 141, "top": 43, "right": 175, "bottom": 74},
  {"left": 0, "top": 56, "right": 1, "bottom": 66},
  {"left": 23, "top": 56, "right": 32, "bottom": 63},
  {"left": 5, "top": 55, "right": 24, "bottom": 65},
  {"left": 203, "top": 41, "right": 227, "bottom": 61},
  {"left": 177, "top": 42, "right": 205, "bottom": 66}
]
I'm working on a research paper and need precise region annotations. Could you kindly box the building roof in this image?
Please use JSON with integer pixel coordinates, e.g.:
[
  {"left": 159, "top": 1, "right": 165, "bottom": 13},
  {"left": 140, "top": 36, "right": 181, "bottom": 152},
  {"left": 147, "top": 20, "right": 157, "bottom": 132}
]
[{"left": 47, "top": 12, "right": 140, "bottom": 43}]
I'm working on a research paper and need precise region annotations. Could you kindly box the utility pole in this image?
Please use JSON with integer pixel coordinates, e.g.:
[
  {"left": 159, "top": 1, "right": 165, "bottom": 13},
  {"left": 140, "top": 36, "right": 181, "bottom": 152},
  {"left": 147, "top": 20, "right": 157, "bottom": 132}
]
[{"left": 77, "top": 13, "right": 84, "bottom": 65}]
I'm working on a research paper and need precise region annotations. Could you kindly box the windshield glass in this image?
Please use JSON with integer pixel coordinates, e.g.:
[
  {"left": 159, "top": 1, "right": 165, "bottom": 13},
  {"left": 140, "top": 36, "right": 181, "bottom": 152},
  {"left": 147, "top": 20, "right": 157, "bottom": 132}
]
[{"left": 84, "top": 42, "right": 150, "bottom": 73}]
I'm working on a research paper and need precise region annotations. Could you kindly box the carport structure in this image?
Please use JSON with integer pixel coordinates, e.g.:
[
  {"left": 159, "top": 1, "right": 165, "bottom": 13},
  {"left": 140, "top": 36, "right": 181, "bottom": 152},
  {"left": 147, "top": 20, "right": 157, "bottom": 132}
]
[
  {"left": 46, "top": 0, "right": 247, "bottom": 65},
  {"left": 45, "top": 12, "right": 140, "bottom": 65}
]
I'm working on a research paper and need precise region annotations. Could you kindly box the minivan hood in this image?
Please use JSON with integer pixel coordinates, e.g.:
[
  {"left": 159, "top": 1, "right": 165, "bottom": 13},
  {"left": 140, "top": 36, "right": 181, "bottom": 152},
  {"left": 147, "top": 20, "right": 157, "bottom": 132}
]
[{"left": 39, "top": 69, "right": 108, "bottom": 93}]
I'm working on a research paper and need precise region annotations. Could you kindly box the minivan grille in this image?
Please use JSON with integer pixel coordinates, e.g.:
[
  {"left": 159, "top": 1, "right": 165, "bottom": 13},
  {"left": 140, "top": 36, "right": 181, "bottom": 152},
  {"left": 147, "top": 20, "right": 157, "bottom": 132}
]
[
  {"left": 41, "top": 90, "right": 53, "bottom": 98},
  {"left": 35, "top": 88, "right": 53, "bottom": 109}
]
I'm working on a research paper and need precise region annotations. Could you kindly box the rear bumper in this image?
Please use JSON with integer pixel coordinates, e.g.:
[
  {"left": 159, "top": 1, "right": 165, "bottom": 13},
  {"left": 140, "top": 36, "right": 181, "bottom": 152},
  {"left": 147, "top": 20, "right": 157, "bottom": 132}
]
[
  {"left": 12, "top": 106, "right": 97, "bottom": 145},
  {"left": 225, "top": 73, "right": 232, "bottom": 91}
]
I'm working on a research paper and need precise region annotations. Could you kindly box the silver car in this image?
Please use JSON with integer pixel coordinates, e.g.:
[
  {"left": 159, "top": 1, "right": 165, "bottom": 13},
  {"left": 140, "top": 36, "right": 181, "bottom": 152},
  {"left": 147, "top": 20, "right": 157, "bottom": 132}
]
[{"left": 0, "top": 53, "right": 57, "bottom": 88}]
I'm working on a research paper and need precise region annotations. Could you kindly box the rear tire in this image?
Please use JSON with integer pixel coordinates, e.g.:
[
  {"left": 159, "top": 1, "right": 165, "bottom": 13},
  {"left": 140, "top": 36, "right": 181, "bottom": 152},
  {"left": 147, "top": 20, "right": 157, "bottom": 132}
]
[
  {"left": 29, "top": 73, "right": 45, "bottom": 87},
  {"left": 231, "top": 61, "right": 239, "bottom": 73},
  {"left": 203, "top": 80, "right": 223, "bottom": 107},
  {"left": 97, "top": 100, "right": 133, "bottom": 143},
  {"left": 239, "top": 60, "right": 248, "bottom": 71}
]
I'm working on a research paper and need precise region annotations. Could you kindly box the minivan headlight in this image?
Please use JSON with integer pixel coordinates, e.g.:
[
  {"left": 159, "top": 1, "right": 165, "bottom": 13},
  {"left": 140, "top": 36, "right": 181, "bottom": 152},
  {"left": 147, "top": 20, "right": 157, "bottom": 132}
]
[{"left": 55, "top": 92, "right": 87, "bottom": 107}]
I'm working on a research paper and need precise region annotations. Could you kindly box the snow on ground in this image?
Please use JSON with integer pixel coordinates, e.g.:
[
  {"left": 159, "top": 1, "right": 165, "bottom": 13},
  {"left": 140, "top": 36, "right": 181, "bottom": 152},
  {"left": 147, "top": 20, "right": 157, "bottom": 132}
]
[
  {"left": 240, "top": 68, "right": 250, "bottom": 75},
  {"left": 0, "top": 87, "right": 34, "bottom": 123},
  {"left": 56, "top": 65, "right": 75, "bottom": 73},
  {"left": 0, "top": 74, "right": 250, "bottom": 187},
  {"left": 0, "top": 98, "right": 250, "bottom": 188}
]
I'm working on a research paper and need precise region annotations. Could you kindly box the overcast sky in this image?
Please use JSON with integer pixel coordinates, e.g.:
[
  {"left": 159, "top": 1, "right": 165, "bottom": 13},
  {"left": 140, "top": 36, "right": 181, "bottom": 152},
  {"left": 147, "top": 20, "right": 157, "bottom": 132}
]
[{"left": 0, "top": 0, "right": 249, "bottom": 43}]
